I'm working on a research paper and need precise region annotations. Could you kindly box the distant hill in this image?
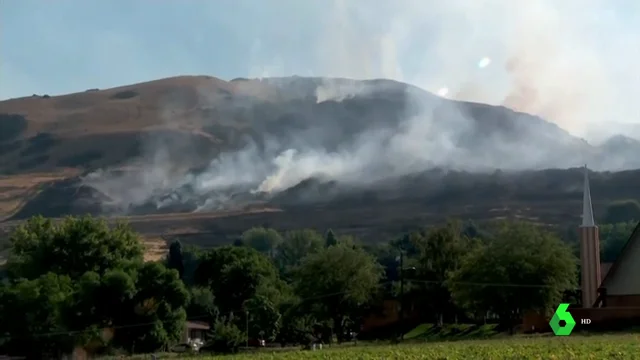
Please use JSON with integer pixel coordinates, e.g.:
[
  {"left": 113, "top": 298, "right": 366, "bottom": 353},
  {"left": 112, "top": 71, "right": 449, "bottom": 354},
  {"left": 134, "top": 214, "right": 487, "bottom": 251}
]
[
  {"left": 2, "top": 75, "right": 640, "bottom": 248},
  {"left": 0, "top": 75, "right": 635, "bottom": 176}
]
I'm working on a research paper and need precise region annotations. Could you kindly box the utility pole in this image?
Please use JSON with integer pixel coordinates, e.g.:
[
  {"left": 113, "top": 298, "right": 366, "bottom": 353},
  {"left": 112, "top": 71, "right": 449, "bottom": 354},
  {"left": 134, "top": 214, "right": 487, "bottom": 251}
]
[
  {"left": 396, "top": 245, "right": 415, "bottom": 343},
  {"left": 246, "top": 310, "right": 249, "bottom": 348},
  {"left": 399, "top": 250, "right": 404, "bottom": 341}
]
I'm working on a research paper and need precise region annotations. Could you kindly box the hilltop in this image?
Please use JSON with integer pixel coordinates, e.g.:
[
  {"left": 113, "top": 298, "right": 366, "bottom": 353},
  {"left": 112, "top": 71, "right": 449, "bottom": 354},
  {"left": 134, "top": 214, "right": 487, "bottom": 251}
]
[{"left": 2, "top": 75, "right": 640, "bottom": 250}]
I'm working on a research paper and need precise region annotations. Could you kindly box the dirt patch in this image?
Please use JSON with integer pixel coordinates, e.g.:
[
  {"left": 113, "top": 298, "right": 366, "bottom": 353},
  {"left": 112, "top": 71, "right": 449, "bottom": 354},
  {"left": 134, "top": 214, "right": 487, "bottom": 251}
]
[{"left": 142, "top": 236, "right": 168, "bottom": 262}]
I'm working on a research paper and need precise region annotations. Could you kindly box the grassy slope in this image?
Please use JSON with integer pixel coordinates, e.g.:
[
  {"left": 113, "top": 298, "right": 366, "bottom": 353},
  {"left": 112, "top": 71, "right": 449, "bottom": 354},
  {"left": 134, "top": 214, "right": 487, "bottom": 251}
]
[{"left": 0, "top": 76, "right": 241, "bottom": 175}]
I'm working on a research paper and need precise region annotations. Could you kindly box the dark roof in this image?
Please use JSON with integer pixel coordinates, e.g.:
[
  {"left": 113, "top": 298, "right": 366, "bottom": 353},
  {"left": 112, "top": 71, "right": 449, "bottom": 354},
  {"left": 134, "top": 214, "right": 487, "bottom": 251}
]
[
  {"left": 600, "top": 220, "right": 640, "bottom": 288},
  {"left": 186, "top": 321, "right": 210, "bottom": 330},
  {"left": 600, "top": 262, "right": 613, "bottom": 283}
]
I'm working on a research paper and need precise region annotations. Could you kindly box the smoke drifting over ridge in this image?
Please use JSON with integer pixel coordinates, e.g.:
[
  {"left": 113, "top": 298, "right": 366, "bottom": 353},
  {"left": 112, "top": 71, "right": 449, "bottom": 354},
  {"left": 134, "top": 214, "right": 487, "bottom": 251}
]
[
  {"left": 83, "top": 0, "right": 640, "bottom": 214},
  {"left": 282, "top": 0, "right": 640, "bottom": 139}
]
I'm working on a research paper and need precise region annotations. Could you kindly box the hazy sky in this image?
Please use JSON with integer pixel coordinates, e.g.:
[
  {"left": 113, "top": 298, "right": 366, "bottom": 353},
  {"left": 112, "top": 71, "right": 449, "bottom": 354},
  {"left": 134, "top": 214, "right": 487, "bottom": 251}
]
[{"left": 3, "top": 0, "right": 640, "bottom": 137}]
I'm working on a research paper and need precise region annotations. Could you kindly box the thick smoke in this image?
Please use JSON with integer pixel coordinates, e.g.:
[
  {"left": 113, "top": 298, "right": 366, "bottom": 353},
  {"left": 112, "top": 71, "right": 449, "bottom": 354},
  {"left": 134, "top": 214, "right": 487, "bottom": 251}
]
[{"left": 83, "top": 0, "right": 640, "bottom": 213}]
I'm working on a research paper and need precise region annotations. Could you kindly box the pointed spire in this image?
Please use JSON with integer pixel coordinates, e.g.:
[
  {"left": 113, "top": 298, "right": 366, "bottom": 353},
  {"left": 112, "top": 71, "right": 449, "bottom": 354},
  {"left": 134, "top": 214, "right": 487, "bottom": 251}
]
[{"left": 581, "top": 164, "right": 595, "bottom": 227}]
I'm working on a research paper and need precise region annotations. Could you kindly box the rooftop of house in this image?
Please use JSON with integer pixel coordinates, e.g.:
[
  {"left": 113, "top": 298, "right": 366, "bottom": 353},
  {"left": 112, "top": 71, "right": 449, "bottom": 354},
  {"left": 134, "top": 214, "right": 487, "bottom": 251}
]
[
  {"left": 599, "top": 220, "right": 640, "bottom": 295},
  {"left": 601, "top": 262, "right": 613, "bottom": 283},
  {"left": 186, "top": 321, "right": 210, "bottom": 330}
]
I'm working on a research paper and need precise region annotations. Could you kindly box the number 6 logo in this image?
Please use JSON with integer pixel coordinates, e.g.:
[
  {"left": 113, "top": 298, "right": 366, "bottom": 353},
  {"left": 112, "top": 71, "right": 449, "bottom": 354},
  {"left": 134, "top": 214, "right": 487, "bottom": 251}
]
[{"left": 549, "top": 303, "right": 576, "bottom": 336}]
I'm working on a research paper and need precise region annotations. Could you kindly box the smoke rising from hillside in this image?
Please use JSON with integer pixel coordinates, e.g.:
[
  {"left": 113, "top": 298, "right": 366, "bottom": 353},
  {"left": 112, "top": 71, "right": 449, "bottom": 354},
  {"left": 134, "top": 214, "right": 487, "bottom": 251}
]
[
  {"left": 83, "top": 0, "right": 640, "bottom": 213},
  {"left": 315, "top": 0, "right": 635, "bottom": 140}
]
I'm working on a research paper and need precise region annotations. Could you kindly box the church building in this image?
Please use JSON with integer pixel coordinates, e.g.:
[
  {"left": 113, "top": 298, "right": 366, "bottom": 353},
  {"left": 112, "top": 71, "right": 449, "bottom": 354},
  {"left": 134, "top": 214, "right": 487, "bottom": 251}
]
[{"left": 571, "top": 165, "right": 640, "bottom": 326}]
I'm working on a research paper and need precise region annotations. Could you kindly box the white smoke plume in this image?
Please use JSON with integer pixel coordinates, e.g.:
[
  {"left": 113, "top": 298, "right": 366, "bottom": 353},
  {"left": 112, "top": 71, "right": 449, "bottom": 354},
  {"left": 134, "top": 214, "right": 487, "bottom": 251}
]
[
  {"left": 83, "top": 0, "right": 640, "bottom": 213},
  {"left": 312, "top": 0, "right": 640, "bottom": 138}
]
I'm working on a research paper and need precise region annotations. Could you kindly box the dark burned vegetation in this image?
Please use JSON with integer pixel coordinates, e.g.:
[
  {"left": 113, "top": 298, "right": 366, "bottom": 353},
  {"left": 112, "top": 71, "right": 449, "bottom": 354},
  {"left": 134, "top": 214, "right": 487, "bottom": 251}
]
[
  {"left": 56, "top": 150, "right": 104, "bottom": 167},
  {"left": 109, "top": 89, "right": 139, "bottom": 100},
  {"left": 0, "top": 140, "right": 22, "bottom": 155},
  {"left": 16, "top": 154, "right": 50, "bottom": 171},
  {"left": 0, "top": 113, "right": 27, "bottom": 142},
  {"left": 20, "top": 132, "right": 57, "bottom": 156},
  {"left": 9, "top": 178, "right": 104, "bottom": 220},
  {"left": 5, "top": 167, "right": 640, "bottom": 251}
]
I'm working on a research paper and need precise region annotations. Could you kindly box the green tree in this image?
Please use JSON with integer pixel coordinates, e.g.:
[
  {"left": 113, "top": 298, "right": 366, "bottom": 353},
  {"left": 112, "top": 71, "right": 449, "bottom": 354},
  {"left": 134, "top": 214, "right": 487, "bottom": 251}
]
[
  {"left": 275, "top": 229, "right": 323, "bottom": 278},
  {"left": 1, "top": 215, "right": 189, "bottom": 357},
  {"left": 461, "top": 220, "right": 490, "bottom": 240},
  {"left": 61, "top": 261, "right": 188, "bottom": 354},
  {"left": 207, "top": 318, "right": 245, "bottom": 353},
  {"left": 389, "top": 233, "right": 420, "bottom": 257},
  {"left": 245, "top": 295, "right": 282, "bottom": 342},
  {"left": 276, "top": 299, "right": 316, "bottom": 346},
  {"left": 603, "top": 200, "right": 640, "bottom": 224},
  {"left": 410, "top": 221, "right": 473, "bottom": 325},
  {"left": 111, "top": 262, "right": 189, "bottom": 353},
  {"left": 336, "top": 235, "right": 360, "bottom": 248},
  {"left": 186, "top": 286, "right": 218, "bottom": 325},
  {"left": 181, "top": 244, "right": 203, "bottom": 287},
  {"left": 448, "top": 221, "right": 577, "bottom": 331},
  {"left": 6, "top": 215, "right": 143, "bottom": 280},
  {"left": 63, "top": 266, "right": 138, "bottom": 349},
  {"left": 0, "top": 273, "right": 75, "bottom": 359},
  {"left": 232, "top": 238, "right": 245, "bottom": 247},
  {"left": 293, "top": 242, "right": 384, "bottom": 342},
  {"left": 0, "top": 265, "right": 7, "bottom": 282},
  {"left": 194, "top": 246, "right": 289, "bottom": 340},
  {"left": 195, "top": 246, "right": 283, "bottom": 311},
  {"left": 599, "top": 221, "right": 635, "bottom": 262},
  {"left": 167, "top": 240, "right": 185, "bottom": 279},
  {"left": 242, "top": 227, "right": 283, "bottom": 258},
  {"left": 325, "top": 229, "right": 337, "bottom": 247},
  {"left": 365, "top": 243, "right": 400, "bottom": 281}
]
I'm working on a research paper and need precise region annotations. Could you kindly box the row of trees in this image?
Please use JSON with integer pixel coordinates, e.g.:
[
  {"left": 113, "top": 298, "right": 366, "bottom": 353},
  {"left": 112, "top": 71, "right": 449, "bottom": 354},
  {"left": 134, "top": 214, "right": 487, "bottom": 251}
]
[{"left": 0, "top": 215, "right": 631, "bottom": 358}]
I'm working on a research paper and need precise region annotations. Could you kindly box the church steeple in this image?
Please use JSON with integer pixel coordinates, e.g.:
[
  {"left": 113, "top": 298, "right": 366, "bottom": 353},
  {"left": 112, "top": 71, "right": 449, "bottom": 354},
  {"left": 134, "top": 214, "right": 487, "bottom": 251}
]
[
  {"left": 579, "top": 164, "right": 601, "bottom": 308},
  {"left": 581, "top": 165, "right": 595, "bottom": 227}
]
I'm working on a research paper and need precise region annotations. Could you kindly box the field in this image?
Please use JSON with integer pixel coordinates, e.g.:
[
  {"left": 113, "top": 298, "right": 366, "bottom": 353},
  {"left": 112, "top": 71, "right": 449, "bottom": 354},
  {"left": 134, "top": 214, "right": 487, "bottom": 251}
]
[
  {"left": 107, "top": 334, "right": 640, "bottom": 359},
  {"left": 104, "top": 334, "right": 640, "bottom": 359},
  {"left": 202, "top": 335, "right": 640, "bottom": 359}
]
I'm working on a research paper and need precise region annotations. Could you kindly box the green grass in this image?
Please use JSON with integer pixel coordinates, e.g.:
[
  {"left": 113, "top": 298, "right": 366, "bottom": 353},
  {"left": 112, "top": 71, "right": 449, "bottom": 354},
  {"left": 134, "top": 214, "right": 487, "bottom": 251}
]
[
  {"left": 403, "top": 323, "right": 499, "bottom": 340},
  {"left": 205, "top": 334, "right": 640, "bottom": 359}
]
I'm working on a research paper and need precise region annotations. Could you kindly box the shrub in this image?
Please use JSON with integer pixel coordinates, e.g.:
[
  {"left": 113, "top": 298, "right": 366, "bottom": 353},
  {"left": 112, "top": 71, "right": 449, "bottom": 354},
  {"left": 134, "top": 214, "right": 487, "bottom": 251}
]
[
  {"left": 110, "top": 90, "right": 138, "bottom": 100},
  {"left": 204, "top": 319, "right": 245, "bottom": 353}
]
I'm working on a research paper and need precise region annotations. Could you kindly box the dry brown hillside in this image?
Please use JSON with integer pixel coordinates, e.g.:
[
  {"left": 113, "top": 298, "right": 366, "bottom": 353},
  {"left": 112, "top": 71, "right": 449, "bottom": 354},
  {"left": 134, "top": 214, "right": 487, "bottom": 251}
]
[
  {"left": 0, "top": 75, "right": 289, "bottom": 211},
  {"left": 0, "top": 76, "right": 283, "bottom": 174},
  {"left": 2, "top": 75, "right": 640, "bottom": 260},
  {"left": 0, "top": 75, "right": 285, "bottom": 256},
  {"left": 0, "top": 75, "right": 285, "bottom": 137}
]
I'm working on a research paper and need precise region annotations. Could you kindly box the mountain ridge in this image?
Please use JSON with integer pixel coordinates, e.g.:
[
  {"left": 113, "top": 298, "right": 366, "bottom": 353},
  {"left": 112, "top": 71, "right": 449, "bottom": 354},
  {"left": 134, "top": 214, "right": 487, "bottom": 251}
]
[{"left": 1, "top": 75, "right": 640, "bottom": 248}]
